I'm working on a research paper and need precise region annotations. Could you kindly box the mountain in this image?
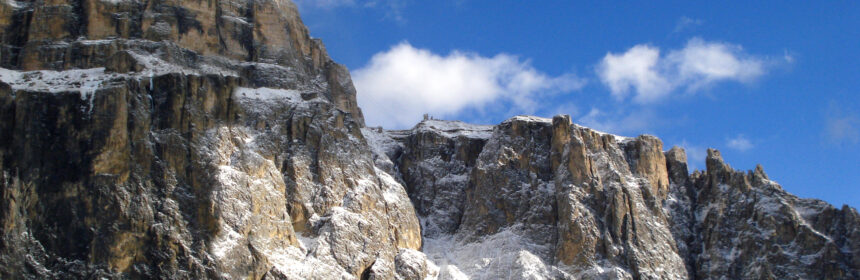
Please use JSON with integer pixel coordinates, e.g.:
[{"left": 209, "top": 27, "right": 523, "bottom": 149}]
[{"left": 0, "top": 1, "right": 857, "bottom": 279}]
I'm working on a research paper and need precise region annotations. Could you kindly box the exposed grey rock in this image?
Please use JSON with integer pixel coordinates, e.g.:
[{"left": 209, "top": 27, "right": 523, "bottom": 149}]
[
  {"left": 685, "top": 149, "right": 859, "bottom": 279},
  {"left": 368, "top": 116, "right": 859, "bottom": 279},
  {"left": 0, "top": 1, "right": 417, "bottom": 279},
  {"left": 0, "top": 1, "right": 857, "bottom": 279},
  {"left": 388, "top": 120, "right": 490, "bottom": 237}
]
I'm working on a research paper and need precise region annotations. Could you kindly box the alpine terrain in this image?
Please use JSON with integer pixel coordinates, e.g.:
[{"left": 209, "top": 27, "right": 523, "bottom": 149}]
[{"left": 0, "top": 0, "right": 857, "bottom": 279}]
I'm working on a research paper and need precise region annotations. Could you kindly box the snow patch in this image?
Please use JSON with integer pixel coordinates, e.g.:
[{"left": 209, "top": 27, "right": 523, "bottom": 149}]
[
  {"left": 296, "top": 233, "right": 317, "bottom": 252},
  {"left": 422, "top": 228, "right": 567, "bottom": 280},
  {"left": 361, "top": 127, "right": 404, "bottom": 159},
  {"left": 0, "top": 67, "right": 110, "bottom": 94},
  {"left": 211, "top": 222, "right": 244, "bottom": 259},
  {"left": 573, "top": 123, "right": 633, "bottom": 141},
  {"left": 234, "top": 87, "right": 301, "bottom": 101},
  {"left": 221, "top": 15, "right": 250, "bottom": 25},
  {"left": 127, "top": 51, "right": 239, "bottom": 77},
  {"left": 0, "top": 67, "right": 113, "bottom": 112},
  {"left": 99, "top": 0, "right": 132, "bottom": 4},
  {"left": 507, "top": 115, "right": 552, "bottom": 123},
  {"left": 4, "top": 0, "right": 21, "bottom": 8},
  {"left": 414, "top": 119, "right": 494, "bottom": 139}
]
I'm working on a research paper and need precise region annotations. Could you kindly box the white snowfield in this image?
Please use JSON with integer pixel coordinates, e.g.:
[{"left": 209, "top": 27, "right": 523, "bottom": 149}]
[
  {"left": 0, "top": 47, "right": 319, "bottom": 113},
  {"left": 412, "top": 119, "right": 495, "bottom": 139},
  {"left": 234, "top": 87, "right": 302, "bottom": 102},
  {"left": 0, "top": 49, "right": 234, "bottom": 96},
  {"left": 0, "top": 67, "right": 111, "bottom": 97}
]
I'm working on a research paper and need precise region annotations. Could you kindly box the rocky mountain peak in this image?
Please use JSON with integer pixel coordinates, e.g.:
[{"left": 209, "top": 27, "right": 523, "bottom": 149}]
[
  {"left": 0, "top": 1, "right": 857, "bottom": 279},
  {"left": 364, "top": 112, "right": 860, "bottom": 278}
]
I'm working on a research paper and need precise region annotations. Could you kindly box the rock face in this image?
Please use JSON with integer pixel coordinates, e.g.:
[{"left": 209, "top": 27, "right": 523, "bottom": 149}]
[
  {"left": 682, "top": 150, "right": 860, "bottom": 279},
  {"left": 0, "top": 1, "right": 422, "bottom": 279},
  {"left": 0, "top": 0, "right": 364, "bottom": 124},
  {"left": 365, "top": 116, "right": 860, "bottom": 280},
  {"left": 0, "top": 1, "right": 858, "bottom": 279}
]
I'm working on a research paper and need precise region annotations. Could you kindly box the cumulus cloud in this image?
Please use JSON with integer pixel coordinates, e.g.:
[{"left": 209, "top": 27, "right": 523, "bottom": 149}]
[
  {"left": 354, "top": 42, "right": 585, "bottom": 128},
  {"left": 597, "top": 45, "right": 672, "bottom": 102},
  {"left": 726, "top": 134, "right": 754, "bottom": 151},
  {"left": 598, "top": 38, "right": 767, "bottom": 103},
  {"left": 668, "top": 39, "right": 765, "bottom": 91}
]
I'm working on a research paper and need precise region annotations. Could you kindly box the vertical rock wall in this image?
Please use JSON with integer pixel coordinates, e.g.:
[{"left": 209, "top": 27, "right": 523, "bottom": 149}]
[
  {"left": 0, "top": 1, "right": 422, "bottom": 279},
  {"left": 0, "top": 1, "right": 857, "bottom": 279},
  {"left": 368, "top": 115, "right": 860, "bottom": 279}
]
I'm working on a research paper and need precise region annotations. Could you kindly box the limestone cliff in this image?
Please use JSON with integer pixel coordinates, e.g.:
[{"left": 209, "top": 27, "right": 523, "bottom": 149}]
[
  {"left": 0, "top": 0, "right": 364, "bottom": 124},
  {"left": 0, "top": 1, "right": 418, "bottom": 279},
  {"left": 0, "top": 1, "right": 857, "bottom": 279},
  {"left": 364, "top": 116, "right": 860, "bottom": 279}
]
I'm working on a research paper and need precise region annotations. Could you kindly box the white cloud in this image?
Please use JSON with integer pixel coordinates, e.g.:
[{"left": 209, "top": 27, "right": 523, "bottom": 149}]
[
  {"left": 597, "top": 45, "right": 671, "bottom": 103},
  {"left": 598, "top": 38, "right": 766, "bottom": 103},
  {"left": 354, "top": 42, "right": 584, "bottom": 128},
  {"left": 673, "top": 16, "right": 703, "bottom": 33},
  {"left": 668, "top": 38, "right": 765, "bottom": 91},
  {"left": 726, "top": 134, "right": 754, "bottom": 151}
]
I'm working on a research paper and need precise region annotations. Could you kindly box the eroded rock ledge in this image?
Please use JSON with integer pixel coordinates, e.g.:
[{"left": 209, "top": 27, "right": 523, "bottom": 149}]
[{"left": 0, "top": 0, "right": 363, "bottom": 125}]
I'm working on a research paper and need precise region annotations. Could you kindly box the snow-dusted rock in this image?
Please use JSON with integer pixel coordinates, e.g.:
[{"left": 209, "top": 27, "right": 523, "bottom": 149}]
[
  {"left": 0, "top": 1, "right": 857, "bottom": 279},
  {"left": 0, "top": 1, "right": 420, "bottom": 279},
  {"left": 372, "top": 115, "right": 859, "bottom": 279}
]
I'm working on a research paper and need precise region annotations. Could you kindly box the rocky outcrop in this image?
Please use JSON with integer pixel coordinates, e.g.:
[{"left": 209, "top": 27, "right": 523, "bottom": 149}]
[
  {"left": 366, "top": 116, "right": 859, "bottom": 279},
  {"left": 0, "top": 1, "right": 858, "bottom": 279},
  {"left": 0, "top": 0, "right": 364, "bottom": 125},
  {"left": 371, "top": 120, "right": 491, "bottom": 237},
  {"left": 682, "top": 149, "right": 860, "bottom": 279},
  {"left": 0, "top": 1, "right": 422, "bottom": 279}
]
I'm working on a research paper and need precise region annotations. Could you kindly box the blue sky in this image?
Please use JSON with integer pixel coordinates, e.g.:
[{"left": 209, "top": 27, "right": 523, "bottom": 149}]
[{"left": 295, "top": 1, "right": 860, "bottom": 207}]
